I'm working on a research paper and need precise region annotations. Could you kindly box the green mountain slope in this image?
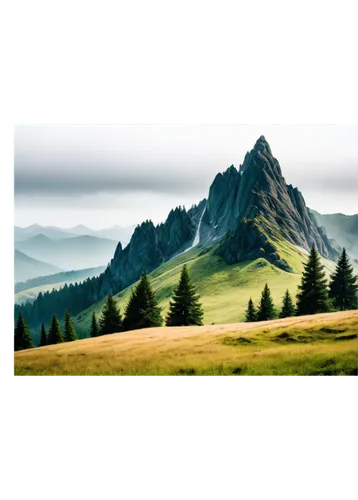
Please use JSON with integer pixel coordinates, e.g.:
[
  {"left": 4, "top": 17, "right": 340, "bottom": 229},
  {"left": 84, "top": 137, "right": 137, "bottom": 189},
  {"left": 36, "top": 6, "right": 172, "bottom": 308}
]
[{"left": 73, "top": 241, "right": 336, "bottom": 339}]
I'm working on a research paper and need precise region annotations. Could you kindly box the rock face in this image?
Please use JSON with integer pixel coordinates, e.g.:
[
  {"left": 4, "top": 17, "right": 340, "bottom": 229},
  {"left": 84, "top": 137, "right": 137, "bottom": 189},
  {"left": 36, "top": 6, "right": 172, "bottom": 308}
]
[
  {"left": 203, "top": 136, "right": 340, "bottom": 268},
  {"left": 107, "top": 206, "right": 201, "bottom": 292}
]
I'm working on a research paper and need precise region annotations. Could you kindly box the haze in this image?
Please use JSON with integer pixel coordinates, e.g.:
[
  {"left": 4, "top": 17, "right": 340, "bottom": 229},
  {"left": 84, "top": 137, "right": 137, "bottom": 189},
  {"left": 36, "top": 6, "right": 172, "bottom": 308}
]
[{"left": 15, "top": 125, "right": 358, "bottom": 229}]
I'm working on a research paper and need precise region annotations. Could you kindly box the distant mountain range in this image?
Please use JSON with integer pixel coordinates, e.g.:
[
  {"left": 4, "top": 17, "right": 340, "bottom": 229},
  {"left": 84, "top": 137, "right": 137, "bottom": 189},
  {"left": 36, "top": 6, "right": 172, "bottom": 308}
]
[
  {"left": 15, "top": 234, "right": 118, "bottom": 270},
  {"left": 15, "top": 250, "right": 62, "bottom": 283},
  {"left": 310, "top": 210, "right": 358, "bottom": 261},
  {"left": 14, "top": 223, "right": 135, "bottom": 246}
]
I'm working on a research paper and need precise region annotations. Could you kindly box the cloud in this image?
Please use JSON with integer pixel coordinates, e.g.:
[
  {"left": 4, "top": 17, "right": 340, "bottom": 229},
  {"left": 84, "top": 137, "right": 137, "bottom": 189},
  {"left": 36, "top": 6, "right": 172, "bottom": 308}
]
[{"left": 14, "top": 168, "right": 208, "bottom": 197}]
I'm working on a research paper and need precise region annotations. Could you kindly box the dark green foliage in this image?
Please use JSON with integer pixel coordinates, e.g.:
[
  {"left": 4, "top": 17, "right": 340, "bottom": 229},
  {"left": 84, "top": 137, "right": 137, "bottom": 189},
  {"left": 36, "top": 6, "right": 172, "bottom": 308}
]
[
  {"left": 90, "top": 312, "right": 99, "bottom": 337},
  {"left": 99, "top": 296, "right": 123, "bottom": 334},
  {"left": 245, "top": 298, "right": 257, "bottom": 322},
  {"left": 14, "top": 313, "right": 33, "bottom": 351},
  {"left": 123, "top": 272, "right": 163, "bottom": 331},
  {"left": 39, "top": 323, "right": 47, "bottom": 347},
  {"left": 64, "top": 309, "right": 78, "bottom": 342},
  {"left": 47, "top": 315, "right": 64, "bottom": 345},
  {"left": 166, "top": 264, "right": 203, "bottom": 326},
  {"left": 296, "top": 244, "right": 329, "bottom": 315},
  {"left": 279, "top": 289, "right": 295, "bottom": 318},
  {"left": 257, "top": 284, "right": 276, "bottom": 321},
  {"left": 329, "top": 248, "right": 358, "bottom": 310}
]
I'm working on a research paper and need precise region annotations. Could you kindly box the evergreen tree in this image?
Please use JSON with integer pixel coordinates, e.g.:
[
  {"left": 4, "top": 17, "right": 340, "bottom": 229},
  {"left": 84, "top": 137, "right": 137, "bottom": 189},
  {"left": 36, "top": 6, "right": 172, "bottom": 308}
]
[
  {"left": 14, "top": 313, "right": 33, "bottom": 351},
  {"left": 123, "top": 272, "right": 163, "bottom": 331},
  {"left": 245, "top": 298, "right": 257, "bottom": 322},
  {"left": 166, "top": 264, "right": 203, "bottom": 326},
  {"left": 90, "top": 312, "right": 99, "bottom": 337},
  {"left": 39, "top": 323, "right": 47, "bottom": 347},
  {"left": 257, "top": 284, "right": 276, "bottom": 321},
  {"left": 296, "top": 244, "right": 329, "bottom": 315},
  {"left": 64, "top": 309, "right": 78, "bottom": 342},
  {"left": 47, "top": 315, "right": 64, "bottom": 345},
  {"left": 329, "top": 248, "right": 358, "bottom": 310},
  {"left": 99, "top": 296, "right": 123, "bottom": 334},
  {"left": 279, "top": 289, "right": 295, "bottom": 318}
]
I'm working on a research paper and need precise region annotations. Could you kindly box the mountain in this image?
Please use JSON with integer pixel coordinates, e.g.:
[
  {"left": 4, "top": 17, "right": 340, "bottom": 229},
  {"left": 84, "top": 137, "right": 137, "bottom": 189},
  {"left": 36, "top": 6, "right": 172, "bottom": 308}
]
[
  {"left": 15, "top": 223, "right": 135, "bottom": 247},
  {"left": 15, "top": 234, "right": 118, "bottom": 270},
  {"left": 14, "top": 224, "right": 76, "bottom": 241},
  {"left": 15, "top": 136, "right": 342, "bottom": 333},
  {"left": 310, "top": 210, "right": 358, "bottom": 260},
  {"left": 15, "top": 250, "right": 63, "bottom": 283},
  {"left": 203, "top": 136, "right": 339, "bottom": 270}
]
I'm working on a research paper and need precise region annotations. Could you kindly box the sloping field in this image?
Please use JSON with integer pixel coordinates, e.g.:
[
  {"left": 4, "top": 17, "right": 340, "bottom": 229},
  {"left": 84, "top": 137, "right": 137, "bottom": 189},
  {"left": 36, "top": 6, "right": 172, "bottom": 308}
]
[{"left": 15, "top": 311, "right": 358, "bottom": 375}]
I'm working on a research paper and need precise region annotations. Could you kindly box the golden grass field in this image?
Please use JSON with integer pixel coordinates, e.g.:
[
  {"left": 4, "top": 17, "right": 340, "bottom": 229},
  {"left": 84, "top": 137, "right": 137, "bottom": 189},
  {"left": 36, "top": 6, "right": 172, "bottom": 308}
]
[{"left": 15, "top": 310, "right": 358, "bottom": 375}]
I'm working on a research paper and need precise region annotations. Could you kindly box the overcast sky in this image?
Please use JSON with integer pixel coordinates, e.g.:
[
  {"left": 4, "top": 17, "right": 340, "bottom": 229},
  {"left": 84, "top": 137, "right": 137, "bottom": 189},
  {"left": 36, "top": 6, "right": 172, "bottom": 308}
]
[{"left": 15, "top": 125, "right": 358, "bottom": 229}]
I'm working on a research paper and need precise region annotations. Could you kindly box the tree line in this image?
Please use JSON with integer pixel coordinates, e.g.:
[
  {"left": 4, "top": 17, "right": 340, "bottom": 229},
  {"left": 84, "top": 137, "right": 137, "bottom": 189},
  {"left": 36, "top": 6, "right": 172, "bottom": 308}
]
[
  {"left": 14, "top": 246, "right": 357, "bottom": 350},
  {"left": 245, "top": 246, "right": 357, "bottom": 322},
  {"left": 15, "top": 264, "right": 204, "bottom": 350}
]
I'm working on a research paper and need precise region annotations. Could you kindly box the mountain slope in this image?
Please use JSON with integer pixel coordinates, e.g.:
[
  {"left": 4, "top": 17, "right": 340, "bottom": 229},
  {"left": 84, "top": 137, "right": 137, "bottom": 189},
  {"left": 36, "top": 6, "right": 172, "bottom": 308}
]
[
  {"left": 15, "top": 250, "right": 63, "bottom": 283},
  {"left": 310, "top": 210, "right": 358, "bottom": 260},
  {"left": 15, "top": 234, "right": 118, "bottom": 270}
]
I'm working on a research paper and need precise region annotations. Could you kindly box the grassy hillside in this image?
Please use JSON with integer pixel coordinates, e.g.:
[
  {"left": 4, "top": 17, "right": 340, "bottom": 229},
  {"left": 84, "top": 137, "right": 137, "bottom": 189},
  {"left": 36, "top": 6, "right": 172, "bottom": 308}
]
[
  {"left": 73, "top": 241, "right": 334, "bottom": 339},
  {"left": 15, "top": 311, "right": 358, "bottom": 375}
]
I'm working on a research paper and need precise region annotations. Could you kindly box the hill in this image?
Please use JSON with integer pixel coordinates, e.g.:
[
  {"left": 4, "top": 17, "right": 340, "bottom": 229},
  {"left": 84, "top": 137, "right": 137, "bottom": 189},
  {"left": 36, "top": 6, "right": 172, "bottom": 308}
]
[
  {"left": 14, "top": 310, "right": 358, "bottom": 375},
  {"left": 15, "top": 266, "right": 106, "bottom": 304},
  {"left": 310, "top": 210, "right": 358, "bottom": 260},
  {"left": 15, "top": 250, "right": 63, "bottom": 283},
  {"left": 15, "top": 234, "right": 118, "bottom": 270}
]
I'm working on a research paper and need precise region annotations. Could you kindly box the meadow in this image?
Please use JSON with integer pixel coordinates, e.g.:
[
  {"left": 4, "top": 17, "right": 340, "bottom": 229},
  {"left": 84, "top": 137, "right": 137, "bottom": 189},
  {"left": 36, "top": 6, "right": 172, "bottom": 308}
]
[{"left": 15, "top": 310, "right": 358, "bottom": 375}]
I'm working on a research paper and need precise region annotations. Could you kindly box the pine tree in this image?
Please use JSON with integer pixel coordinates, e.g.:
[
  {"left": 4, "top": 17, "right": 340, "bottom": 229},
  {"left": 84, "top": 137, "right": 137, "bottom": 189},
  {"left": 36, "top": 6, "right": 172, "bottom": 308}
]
[
  {"left": 296, "top": 244, "right": 329, "bottom": 315},
  {"left": 166, "top": 264, "right": 203, "bottom": 326},
  {"left": 329, "top": 248, "right": 358, "bottom": 310},
  {"left": 14, "top": 313, "right": 33, "bottom": 351},
  {"left": 123, "top": 272, "right": 163, "bottom": 331},
  {"left": 39, "top": 323, "right": 47, "bottom": 347},
  {"left": 257, "top": 284, "right": 276, "bottom": 321},
  {"left": 47, "top": 315, "right": 64, "bottom": 345},
  {"left": 279, "top": 289, "right": 295, "bottom": 318},
  {"left": 90, "top": 312, "right": 99, "bottom": 337},
  {"left": 245, "top": 298, "right": 257, "bottom": 322},
  {"left": 64, "top": 309, "right": 78, "bottom": 341},
  {"left": 99, "top": 296, "right": 123, "bottom": 334}
]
